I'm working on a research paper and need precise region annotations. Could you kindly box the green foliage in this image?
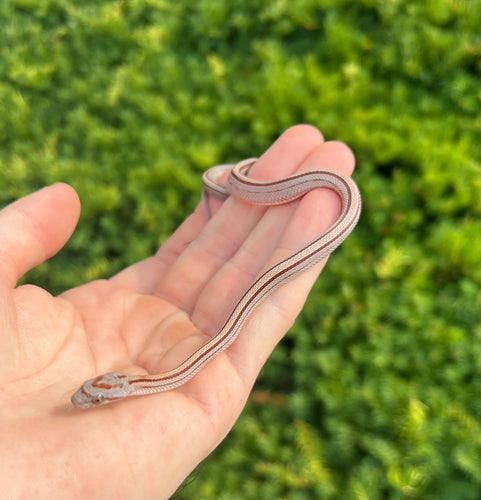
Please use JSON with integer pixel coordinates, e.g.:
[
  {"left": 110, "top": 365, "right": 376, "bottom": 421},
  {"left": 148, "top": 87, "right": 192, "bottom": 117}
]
[{"left": 1, "top": 0, "right": 479, "bottom": 498}]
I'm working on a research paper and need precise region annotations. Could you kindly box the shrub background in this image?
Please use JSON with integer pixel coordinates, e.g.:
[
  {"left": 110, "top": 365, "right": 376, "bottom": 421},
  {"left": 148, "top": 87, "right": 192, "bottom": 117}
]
[{"left": 1, "top": 1, "right": 480, "bottom": 499}]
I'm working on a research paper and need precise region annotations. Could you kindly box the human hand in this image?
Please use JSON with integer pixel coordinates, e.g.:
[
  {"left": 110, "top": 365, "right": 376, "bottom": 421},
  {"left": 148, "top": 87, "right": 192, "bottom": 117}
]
[{"left": 0, "top": 125, "right": 355, "bottom": 499}]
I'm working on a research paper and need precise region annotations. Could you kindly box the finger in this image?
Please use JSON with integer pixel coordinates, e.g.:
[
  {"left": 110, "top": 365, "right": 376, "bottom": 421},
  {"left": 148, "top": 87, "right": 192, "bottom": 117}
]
[
  {"left": 153, "top": 125, "right": 325, "bottom": 312},
  {"left": 0, "top": 184, "right": 81, "bottom": 288},
  {"left": 111, "top": 125, "right": 325, "bottom": 296},
  {"left": 195, "top": 141, "right": 357, "bottom": 385},
  {"left": 110, "top": 204, "right": 206, "bottom": 293}
]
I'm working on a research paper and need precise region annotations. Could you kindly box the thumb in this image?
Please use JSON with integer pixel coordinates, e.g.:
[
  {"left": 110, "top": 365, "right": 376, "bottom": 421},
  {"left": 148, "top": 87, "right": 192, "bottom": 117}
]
[{"left": 0, "top": 183, "right": 81, "bottom": 288}]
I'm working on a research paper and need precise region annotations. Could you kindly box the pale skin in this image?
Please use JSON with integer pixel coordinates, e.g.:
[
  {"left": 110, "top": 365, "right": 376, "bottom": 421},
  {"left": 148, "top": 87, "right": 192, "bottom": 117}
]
[{"left": 0, "top": 125, "right": 355, "bottom": 499}]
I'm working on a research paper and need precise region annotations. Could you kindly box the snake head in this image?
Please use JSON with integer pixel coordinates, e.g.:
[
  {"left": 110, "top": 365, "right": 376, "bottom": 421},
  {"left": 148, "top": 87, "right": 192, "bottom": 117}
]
[{"left": 71, "top": 372, "right": 133, "bottom": 408}]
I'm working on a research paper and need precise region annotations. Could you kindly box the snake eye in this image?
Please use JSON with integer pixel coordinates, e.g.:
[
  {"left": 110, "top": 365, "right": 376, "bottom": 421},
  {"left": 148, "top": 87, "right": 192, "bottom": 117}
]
[{"left": 91, "top": 393, "right": 105, "bottom": 405}]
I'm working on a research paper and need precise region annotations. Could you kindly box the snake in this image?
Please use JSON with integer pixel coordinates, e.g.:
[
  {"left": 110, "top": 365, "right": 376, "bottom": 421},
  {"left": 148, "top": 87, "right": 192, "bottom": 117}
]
[{"left": 71, "top": 158, "right": 361, "bottom": 408}]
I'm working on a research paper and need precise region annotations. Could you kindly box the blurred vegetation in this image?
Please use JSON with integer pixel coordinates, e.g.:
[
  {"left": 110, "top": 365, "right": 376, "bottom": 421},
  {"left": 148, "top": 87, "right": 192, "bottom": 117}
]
[{"left": 1, "top": 0, "right": 480, "bottom": 498}]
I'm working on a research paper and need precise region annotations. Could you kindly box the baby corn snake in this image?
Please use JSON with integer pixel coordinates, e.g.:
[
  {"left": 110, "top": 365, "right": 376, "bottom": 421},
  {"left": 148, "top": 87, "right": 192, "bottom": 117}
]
[{"left": 71, "top": 158, "right": 361, "bottom": 408}]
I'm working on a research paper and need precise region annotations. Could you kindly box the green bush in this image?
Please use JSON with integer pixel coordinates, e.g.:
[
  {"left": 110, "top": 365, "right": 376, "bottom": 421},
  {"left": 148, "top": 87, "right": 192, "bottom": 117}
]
[{"left": 1, "top": 1, "right": 479, "bottom": 498}]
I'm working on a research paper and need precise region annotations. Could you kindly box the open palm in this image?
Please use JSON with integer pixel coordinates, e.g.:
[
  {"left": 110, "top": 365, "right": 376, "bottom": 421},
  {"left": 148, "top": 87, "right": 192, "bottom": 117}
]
[{"left": 0, "top": 126, "right": 355, "bottom": 499}]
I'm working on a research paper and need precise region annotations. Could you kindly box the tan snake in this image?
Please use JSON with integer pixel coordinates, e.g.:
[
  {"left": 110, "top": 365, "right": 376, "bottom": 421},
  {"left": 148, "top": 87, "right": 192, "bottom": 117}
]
[{"left": 71, "top": 158, "right": 361, "bottom": 408}]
